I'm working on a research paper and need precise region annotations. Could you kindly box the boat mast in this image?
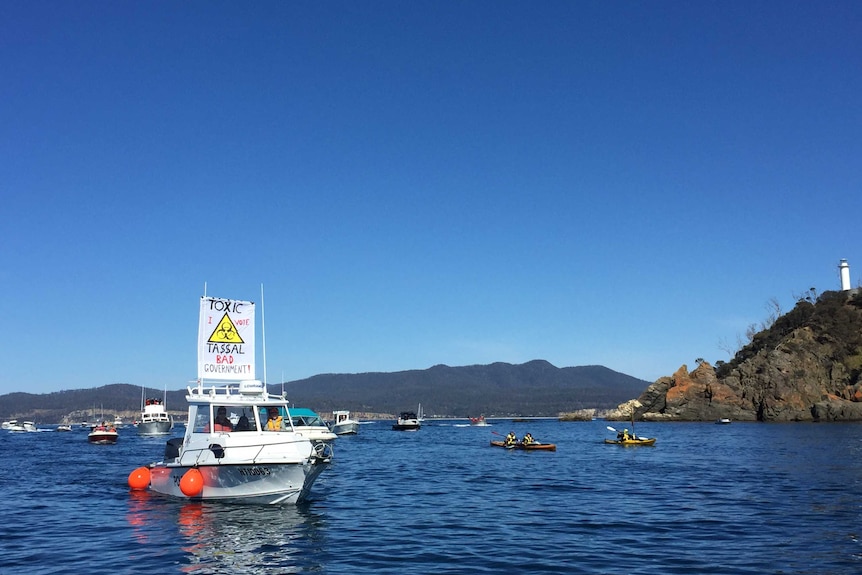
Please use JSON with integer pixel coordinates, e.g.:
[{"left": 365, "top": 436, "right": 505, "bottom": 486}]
[{"left": 261, "top": 283, "right": 267, "bottom": 387}]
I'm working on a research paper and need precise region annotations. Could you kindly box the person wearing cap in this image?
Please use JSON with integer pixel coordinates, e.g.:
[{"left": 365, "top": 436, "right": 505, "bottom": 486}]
[{"left": 265, "top": 407, "right": 283, "bottom": 431}]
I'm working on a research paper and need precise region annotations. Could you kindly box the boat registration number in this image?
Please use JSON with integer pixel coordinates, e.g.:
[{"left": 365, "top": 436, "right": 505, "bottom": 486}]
[{"left": 238, "top": 466, "right": 272, "bottom": 476}]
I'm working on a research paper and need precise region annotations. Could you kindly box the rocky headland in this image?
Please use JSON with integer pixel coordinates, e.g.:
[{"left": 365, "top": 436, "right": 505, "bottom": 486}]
[{"left": 607, "top": 288, "right": 862, "bottom": 422}]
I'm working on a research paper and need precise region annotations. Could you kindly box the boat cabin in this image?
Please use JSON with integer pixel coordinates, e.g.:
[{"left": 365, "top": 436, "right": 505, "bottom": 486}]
[{"left": 185, "top": 380, "right": 296, "bottom": 435}]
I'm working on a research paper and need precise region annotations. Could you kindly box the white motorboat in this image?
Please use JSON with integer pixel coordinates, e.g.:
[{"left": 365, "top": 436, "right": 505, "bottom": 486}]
[
  {"left": 5, "top": 420, "right": 38, "bottom": 433},
  {"left": 469, "top": 416, "right": 490, "bottom": 426},
  {"left": 330, "top": 410, "right": 360, "bottom": 435},
  {"left": 57, "top": 425, "right": 73, "bottom": 432},
  {"left": 88, "top": 423, "right": 119, "bottom": 444},
  {"left": 392, "top": 410, "right": 421, "bottom": 431},
  {"left": 288, "top": 408, "right": 337, "bottom": 443},
  {"left": 137, "top": 392, "right": 174, "bottom": 436},
  {"left": 128, "top": 294, "right": 331, "bottom": 505},
  {"left": 138, "top": 379, "right": 332, "bottom": 504}
]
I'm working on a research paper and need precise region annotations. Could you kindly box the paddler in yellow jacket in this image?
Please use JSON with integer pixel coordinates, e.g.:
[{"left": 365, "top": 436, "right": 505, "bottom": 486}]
[{"left": 505, "top": 431, "right": 517, "bottom": 446}]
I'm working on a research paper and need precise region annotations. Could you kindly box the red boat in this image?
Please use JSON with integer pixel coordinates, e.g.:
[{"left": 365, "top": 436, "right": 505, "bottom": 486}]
[
  {"left": 490, "top": 440, "right": 556, "bottom": 451},
  {"left": 88, "top": 425, "right": 118, "bottom": 444}
]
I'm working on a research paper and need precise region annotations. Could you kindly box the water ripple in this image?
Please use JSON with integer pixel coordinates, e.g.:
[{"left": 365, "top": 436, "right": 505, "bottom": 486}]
[{"left": 2, "top": 421, "right": 862, "bottom": 573}]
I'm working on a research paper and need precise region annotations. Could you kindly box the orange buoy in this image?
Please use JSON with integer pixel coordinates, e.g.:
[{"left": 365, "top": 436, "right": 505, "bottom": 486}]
[
  {"left": 128, "top": 466, "right": 151, "bottom": 490},
  {"left": 180, "top": 468, "right": 204, "bottom": 497}
]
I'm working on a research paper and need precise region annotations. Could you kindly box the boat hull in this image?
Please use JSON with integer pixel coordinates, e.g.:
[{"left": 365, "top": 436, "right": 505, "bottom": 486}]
[
  {"left": 331, "top": 421, "right": 360, "bottom": 435},
  {"left": 392, "top": 423, "right": 420, "bottom": 431},
  {"left": 137, "top": 420, "right": 174, "bottom": 436},
  {"left": 88, "top": 431, "right": 118, "bottom": 444},
  {"left": 490, "top": 440, "right": 556, "bottom": 451},
  {"left": 604, "top": 438, "right": 656, "bottom": 446},
  {"left": 148, "top": 460, "right": 329, "bottom": 504},
  {"left": 138, "top": 421, "right": 174, "bottom": 435}
]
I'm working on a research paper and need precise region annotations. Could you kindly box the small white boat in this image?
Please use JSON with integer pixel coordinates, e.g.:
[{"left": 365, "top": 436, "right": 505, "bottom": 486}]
[
  {"left": 470, "top": 416, "right": 490, "bottom": 426},
  {"left": 330, "top": 410, "right": 360, "bottom": 435},
  {"left": 715, "top": 418, "right": 732, "bottom": 424},
  {"left": 6, "top": 420, "right": 38, "bottom": 433},
  {"left": 137, "top": 391, "right": 174, "bottom": 436},
  {"left": 392, "top": 411, "right": 421, "bottom": 431},
  {"left": 88, "top": 424, "right": 119, "bottom": 444},
  {"left": 57, "top": 425, "right": 73, "bottom": 432},
  {"left": 288, "top": 408, "right": 337, "bottom": 443},
  {"left": 128, "top": 294, "right": 331, "bottom": 505}
]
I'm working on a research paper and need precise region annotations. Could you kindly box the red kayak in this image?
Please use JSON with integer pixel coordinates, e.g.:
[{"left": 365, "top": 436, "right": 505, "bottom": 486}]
[{"left": 490, "top": 440, "right": 556, "bottom": 451}]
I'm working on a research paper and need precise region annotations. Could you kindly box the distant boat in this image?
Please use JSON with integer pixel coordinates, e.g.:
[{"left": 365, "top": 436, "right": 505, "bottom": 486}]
[
  {"left": 470, "top": 416, "right": 490, "bottom": 426},
  {"left": 137, "top": 387, "right": 174, "bottom": 436},
  {"left": 88, "top": 423, "right": 118, "bottom": 444},
  {"left": 715, "top": 418, "right": 732, "bottom": 425},
  {"left": 5, "top": 421, "right": 38, "bottom": 433},
  {"left": 330, "top": 410, "right": 360, "bottom": 435},
  {"left": 392, "top": 411, "right": 421, "bottom": 431},
  {"left": 57, "top": 425, "right": 73, "bottom": 432}
]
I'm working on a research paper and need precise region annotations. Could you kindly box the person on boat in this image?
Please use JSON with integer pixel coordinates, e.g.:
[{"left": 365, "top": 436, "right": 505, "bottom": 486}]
[
  {"left": 235, "top": 414, "right": 252, "bottom": 431},
  {"left": 617, "top": 429, "right": 630, "bottom": 441},
  {"left": 265, "top": 407, "right": 284, "bottom": 431},
  {"left": 522, "top": 432, "right": 535, "bottom": 445},
  {"left": 505, "top": 431, "right": 517, "bottom": 446},
  {"left": 213, "top": 407, "right": 233, "bottom": 431}
]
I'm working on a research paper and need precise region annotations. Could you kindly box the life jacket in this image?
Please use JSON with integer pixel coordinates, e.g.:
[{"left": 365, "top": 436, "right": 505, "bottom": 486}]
[{"left": 266, "top": 416, "right": 283, "bottom": 431}]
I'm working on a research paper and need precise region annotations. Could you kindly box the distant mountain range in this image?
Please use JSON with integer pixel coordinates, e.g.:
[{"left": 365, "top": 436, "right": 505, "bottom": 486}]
[{"left": 0, "top": 360, "right": 650, "bottom": 423}]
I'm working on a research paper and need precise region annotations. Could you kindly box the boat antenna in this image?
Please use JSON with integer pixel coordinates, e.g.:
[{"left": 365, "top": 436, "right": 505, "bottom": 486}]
[{"left": 261, "top": 283, "right": 267, "bottom": 386}]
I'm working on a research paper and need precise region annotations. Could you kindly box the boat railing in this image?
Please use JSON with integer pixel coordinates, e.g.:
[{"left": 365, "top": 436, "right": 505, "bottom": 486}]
[
  {"left": 187, "top": 380, "right": 288, "bottom": 402},
  {"left": 178, "top": 435, "right": 325, "bottom": 465}
]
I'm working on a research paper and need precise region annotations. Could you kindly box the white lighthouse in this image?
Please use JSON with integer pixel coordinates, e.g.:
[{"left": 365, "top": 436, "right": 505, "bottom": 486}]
[{"left": 839, "top": 259, "right": 851, "bottom": 291}]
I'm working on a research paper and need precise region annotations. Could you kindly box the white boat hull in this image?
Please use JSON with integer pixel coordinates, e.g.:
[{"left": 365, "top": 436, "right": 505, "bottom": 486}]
[
  {"left": 331, "top": 421, "right": 360, "bottom": 435},
  {"left": 148, "top": 459, "right": 329, "bottom": 504},
  {"left": 137, "top": 420, "right": 174, "bottom": 436}
]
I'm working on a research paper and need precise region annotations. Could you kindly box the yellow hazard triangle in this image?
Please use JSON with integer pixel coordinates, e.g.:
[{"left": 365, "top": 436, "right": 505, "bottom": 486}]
[{"left": 208, "top": 313, "right": 245, "bottom": 344}]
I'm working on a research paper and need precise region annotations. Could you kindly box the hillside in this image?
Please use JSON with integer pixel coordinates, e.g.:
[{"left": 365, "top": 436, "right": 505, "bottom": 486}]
[
  {"left": 0, "top": 360, "right": 649, "bottom": 422},
  {"left": 282, "top": 360, "right": 649, "bottom": 417},
  {"left": 615, "top": 289, "right": 862, "bottom": 422}
]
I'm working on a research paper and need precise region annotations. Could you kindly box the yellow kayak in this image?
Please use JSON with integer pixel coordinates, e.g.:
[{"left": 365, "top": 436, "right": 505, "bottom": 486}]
[{"left": 604, "top": 437, "right": 656, "bottom": 446}]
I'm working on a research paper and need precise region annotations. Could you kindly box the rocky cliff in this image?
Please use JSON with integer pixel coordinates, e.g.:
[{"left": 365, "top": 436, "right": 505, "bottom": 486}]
[{"left": 610, "top": 289, "right": 862, "bottom": 422}]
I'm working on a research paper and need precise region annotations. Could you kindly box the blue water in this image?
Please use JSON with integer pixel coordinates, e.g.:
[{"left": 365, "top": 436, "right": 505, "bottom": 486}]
[{"left": 2, "top": 420, "right": 861, "bottom": 574}]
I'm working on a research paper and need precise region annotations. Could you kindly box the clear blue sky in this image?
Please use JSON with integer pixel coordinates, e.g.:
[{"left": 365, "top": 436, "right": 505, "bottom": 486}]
[{"left": 2, "top": 1, "right": 860, "bottom": 395}]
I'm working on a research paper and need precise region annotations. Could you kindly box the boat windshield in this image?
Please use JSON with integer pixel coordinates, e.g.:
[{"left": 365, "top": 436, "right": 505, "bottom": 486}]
[
  {"left": 190, "top": 405, "right": 257, "bottom": 433},
  {"left": 260, "top": 406, "right": 288, "bottom": 431},
  {"left": 291, "top": 414, "right": 324, "bottom": 427}
]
